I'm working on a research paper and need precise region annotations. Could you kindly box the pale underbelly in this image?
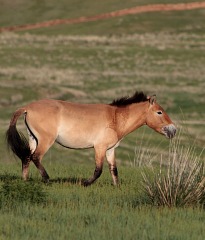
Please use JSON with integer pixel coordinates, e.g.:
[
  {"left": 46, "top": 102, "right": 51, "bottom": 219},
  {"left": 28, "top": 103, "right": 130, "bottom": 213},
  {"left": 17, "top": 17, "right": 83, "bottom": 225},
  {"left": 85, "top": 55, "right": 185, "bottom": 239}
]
[
  {"left": 56, "top": 134, "right": 94, "bottom": 149},
  {"left": 56, "top": 124, "right": 120, "bottom": 150}
]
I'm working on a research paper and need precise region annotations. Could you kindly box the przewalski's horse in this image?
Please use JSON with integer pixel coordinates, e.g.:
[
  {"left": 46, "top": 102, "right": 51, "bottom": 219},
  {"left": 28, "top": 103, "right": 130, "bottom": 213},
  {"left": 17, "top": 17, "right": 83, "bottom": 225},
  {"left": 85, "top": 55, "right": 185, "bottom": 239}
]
[{"left": 6, "top": 92, "right": 176, "bottom": 186}]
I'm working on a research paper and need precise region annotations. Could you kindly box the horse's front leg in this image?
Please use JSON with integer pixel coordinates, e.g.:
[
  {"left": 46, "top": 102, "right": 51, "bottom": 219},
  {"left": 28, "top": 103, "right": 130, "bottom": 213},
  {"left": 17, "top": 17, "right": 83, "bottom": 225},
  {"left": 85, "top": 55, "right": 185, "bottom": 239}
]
[
  {"left": 106, "top": 147, "right": 119, "bottom": 186},
  {"left": 83, "top": 146, "right": 106, "bottom": 187}
]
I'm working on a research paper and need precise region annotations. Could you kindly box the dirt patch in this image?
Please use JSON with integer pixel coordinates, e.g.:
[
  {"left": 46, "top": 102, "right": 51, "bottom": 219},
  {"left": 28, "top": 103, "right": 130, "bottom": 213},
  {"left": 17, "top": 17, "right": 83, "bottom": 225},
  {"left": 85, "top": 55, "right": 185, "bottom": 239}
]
[{"left": 1, "top": 2, "right": 205, "bottom": 33}]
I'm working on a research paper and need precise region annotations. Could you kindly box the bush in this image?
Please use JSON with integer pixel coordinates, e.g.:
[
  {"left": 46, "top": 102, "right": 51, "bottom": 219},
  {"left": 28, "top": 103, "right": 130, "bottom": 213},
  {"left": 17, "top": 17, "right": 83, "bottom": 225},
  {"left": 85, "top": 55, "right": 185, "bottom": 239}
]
[{"left": 142, "top": 137, "right": 205, "bottom": 208}]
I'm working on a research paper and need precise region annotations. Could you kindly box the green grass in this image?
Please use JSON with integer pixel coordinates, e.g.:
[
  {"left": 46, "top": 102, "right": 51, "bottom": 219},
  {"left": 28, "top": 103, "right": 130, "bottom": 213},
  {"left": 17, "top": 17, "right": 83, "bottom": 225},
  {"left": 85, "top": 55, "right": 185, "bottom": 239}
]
[
  {"left": 1, "top": 204, "right": 205, "bottom": 240},
  {"left": 0, "top": 0, "right": 205, "bottom": 239},
  {"left": 0, "top": 161, "right": 204, "bottom": 240}
]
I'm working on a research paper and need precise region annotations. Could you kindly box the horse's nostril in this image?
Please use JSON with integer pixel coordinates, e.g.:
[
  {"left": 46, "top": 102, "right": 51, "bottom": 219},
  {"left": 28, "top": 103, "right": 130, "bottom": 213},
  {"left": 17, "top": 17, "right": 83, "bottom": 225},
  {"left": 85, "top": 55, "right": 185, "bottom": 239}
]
[{"left": 163, "top": 124, "right": 176, "bottom": 139}]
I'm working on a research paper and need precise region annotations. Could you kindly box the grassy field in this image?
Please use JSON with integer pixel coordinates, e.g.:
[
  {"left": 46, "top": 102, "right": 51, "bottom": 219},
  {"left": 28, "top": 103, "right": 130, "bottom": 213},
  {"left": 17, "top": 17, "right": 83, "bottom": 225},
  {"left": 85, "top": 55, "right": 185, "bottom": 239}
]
[{"left": 0, "top": 0, "right": 205, "bottom": 239}]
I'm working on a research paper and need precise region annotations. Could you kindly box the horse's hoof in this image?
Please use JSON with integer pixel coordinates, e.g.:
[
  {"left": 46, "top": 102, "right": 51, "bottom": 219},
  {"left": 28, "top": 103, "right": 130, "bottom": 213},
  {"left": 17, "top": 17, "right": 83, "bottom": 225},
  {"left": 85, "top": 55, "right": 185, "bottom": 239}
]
[
  {"left": 82, "top": 180, "right": 91, "bottom": 187},
  {"left": 42, "top": 178, "right": 49, "bottom": 184}
]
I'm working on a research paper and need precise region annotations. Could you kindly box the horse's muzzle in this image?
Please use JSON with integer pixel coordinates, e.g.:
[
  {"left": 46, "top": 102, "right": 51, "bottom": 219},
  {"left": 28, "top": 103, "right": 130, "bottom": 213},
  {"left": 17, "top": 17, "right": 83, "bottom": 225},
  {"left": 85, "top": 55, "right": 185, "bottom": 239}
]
[{"left": 162, "top": 124, "right": 177, "bottom": 139}]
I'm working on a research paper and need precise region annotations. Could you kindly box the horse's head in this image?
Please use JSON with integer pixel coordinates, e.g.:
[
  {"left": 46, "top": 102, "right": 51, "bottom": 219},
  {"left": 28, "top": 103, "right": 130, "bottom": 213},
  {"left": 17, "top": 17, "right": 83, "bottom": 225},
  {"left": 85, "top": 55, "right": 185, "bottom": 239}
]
[{"left": 145, "top": 95, "right": 176, "bottom": 139}]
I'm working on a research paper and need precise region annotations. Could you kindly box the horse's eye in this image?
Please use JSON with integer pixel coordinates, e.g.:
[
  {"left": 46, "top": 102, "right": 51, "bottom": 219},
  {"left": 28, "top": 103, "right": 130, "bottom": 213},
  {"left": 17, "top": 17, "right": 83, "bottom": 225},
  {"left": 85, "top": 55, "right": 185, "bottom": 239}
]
[{"left": 157, "top": 111, "right": 163, "bottom": 115}]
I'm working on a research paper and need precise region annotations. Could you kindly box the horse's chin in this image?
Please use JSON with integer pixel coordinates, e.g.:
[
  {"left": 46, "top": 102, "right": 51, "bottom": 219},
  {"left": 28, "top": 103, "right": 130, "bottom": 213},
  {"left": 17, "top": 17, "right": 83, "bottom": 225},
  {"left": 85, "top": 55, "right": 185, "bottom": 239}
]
[{"left": 162, "top": 124, "right": 177, "bottom": 139}]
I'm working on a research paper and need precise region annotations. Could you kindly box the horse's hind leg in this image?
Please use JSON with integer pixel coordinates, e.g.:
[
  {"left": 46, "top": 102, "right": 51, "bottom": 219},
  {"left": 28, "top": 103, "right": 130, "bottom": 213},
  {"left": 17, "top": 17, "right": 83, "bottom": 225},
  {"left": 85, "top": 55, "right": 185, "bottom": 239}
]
[
  {"left": 22, "top": 128, "right": 37, "bottom": 180},
  {"left": 22, "top": 157, "right": 31, "bottom": 180},
  {"left": 32, "top": 152, "right": 49, "bottom": 182},
  {"left": 25, "top": 114, "right": 57, "bottom": 182},
  {"left": 31, "top": 140, "right": 55, "bottom": 182},
  {"left": 22, "top": 152, "right": 49, "bottom": 181}
]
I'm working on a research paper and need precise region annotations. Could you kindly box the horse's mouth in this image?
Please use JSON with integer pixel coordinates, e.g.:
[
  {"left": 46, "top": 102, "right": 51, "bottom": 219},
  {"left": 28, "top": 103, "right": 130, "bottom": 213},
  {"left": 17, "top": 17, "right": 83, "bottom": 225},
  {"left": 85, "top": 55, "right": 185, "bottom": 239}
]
[{"left": 162, "top": 124, "right": 176, "bottom": 139}]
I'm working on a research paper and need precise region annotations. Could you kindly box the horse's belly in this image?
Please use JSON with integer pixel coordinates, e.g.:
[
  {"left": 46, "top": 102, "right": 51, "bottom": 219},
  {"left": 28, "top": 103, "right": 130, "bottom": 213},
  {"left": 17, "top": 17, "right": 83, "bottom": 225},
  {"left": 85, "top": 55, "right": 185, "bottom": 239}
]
[{"left": 56, "top": 132, "right": 94, "bottom": 149}]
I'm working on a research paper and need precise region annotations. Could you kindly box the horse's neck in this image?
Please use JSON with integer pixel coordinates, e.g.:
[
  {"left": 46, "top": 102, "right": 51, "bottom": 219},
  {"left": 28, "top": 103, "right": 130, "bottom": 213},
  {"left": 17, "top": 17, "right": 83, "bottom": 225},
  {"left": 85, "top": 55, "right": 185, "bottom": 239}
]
[{"left": 116, "top": 102, "right": 148, "bottom": 137}]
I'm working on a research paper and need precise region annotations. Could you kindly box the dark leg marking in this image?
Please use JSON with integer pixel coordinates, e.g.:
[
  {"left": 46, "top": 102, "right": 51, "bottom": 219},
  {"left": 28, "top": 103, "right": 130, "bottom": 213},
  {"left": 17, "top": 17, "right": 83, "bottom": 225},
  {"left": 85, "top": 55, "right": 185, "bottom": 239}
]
[
  {"left": 110, "top": 166, "right": 118, "bottom": 177},
  {"left": 32, "top": 154, "right": 50, "bottom": 182},
  {"left": 83, "top": 166, "right": 102, "bottom": 187},
  {"left": 109, "top": 165, "right": 119, "bottom": 185}
]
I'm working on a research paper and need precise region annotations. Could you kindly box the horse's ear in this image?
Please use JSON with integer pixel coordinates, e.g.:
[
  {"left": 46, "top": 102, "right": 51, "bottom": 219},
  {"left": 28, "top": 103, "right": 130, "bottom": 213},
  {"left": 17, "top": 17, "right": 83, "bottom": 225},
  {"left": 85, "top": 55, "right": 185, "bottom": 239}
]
[{"left": 148, "top": 95, "right": 156, "bottom": 105}]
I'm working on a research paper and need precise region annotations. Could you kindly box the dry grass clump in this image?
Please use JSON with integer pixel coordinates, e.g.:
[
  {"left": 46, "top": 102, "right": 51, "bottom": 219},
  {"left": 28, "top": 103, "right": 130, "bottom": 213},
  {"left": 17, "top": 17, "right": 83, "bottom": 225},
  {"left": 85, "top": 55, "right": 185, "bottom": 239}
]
[{"left": 142, "top": 135, "right": 205, "bottom": 207}]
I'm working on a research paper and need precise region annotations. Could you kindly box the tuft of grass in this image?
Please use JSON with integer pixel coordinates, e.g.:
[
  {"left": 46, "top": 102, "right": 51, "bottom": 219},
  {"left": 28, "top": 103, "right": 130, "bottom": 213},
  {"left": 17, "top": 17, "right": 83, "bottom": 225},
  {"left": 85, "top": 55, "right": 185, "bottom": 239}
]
[
  {"left": 130, "top": 128, "right": 166, "bottom": 167},
  {"left": 142, "top": 133, "right": 205, "bottom": 208},
  {"left": 0, "top": 179, "right": 47, "bottom": 208}
]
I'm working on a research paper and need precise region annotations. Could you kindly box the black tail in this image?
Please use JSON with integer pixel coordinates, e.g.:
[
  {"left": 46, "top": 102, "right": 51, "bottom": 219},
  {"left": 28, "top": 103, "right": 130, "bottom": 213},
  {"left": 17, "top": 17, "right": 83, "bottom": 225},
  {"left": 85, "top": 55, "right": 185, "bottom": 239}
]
[{"left": 6, "top": 109, "right": 31, "bottom": 162}]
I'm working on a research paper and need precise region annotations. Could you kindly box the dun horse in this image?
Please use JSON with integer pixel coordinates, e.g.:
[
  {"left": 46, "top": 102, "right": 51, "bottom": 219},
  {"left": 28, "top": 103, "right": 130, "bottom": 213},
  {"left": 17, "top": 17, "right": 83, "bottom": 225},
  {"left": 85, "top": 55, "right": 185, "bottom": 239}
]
[{"left": 6, "top": 91, "right": 176, "bottom": 186}]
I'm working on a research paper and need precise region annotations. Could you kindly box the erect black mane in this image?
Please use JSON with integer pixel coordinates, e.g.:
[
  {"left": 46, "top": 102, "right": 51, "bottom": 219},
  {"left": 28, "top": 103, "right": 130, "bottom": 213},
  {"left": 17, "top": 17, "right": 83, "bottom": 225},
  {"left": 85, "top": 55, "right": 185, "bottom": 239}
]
[{"left": 110, "top": 91, "right": 148, "bottom": 107}]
